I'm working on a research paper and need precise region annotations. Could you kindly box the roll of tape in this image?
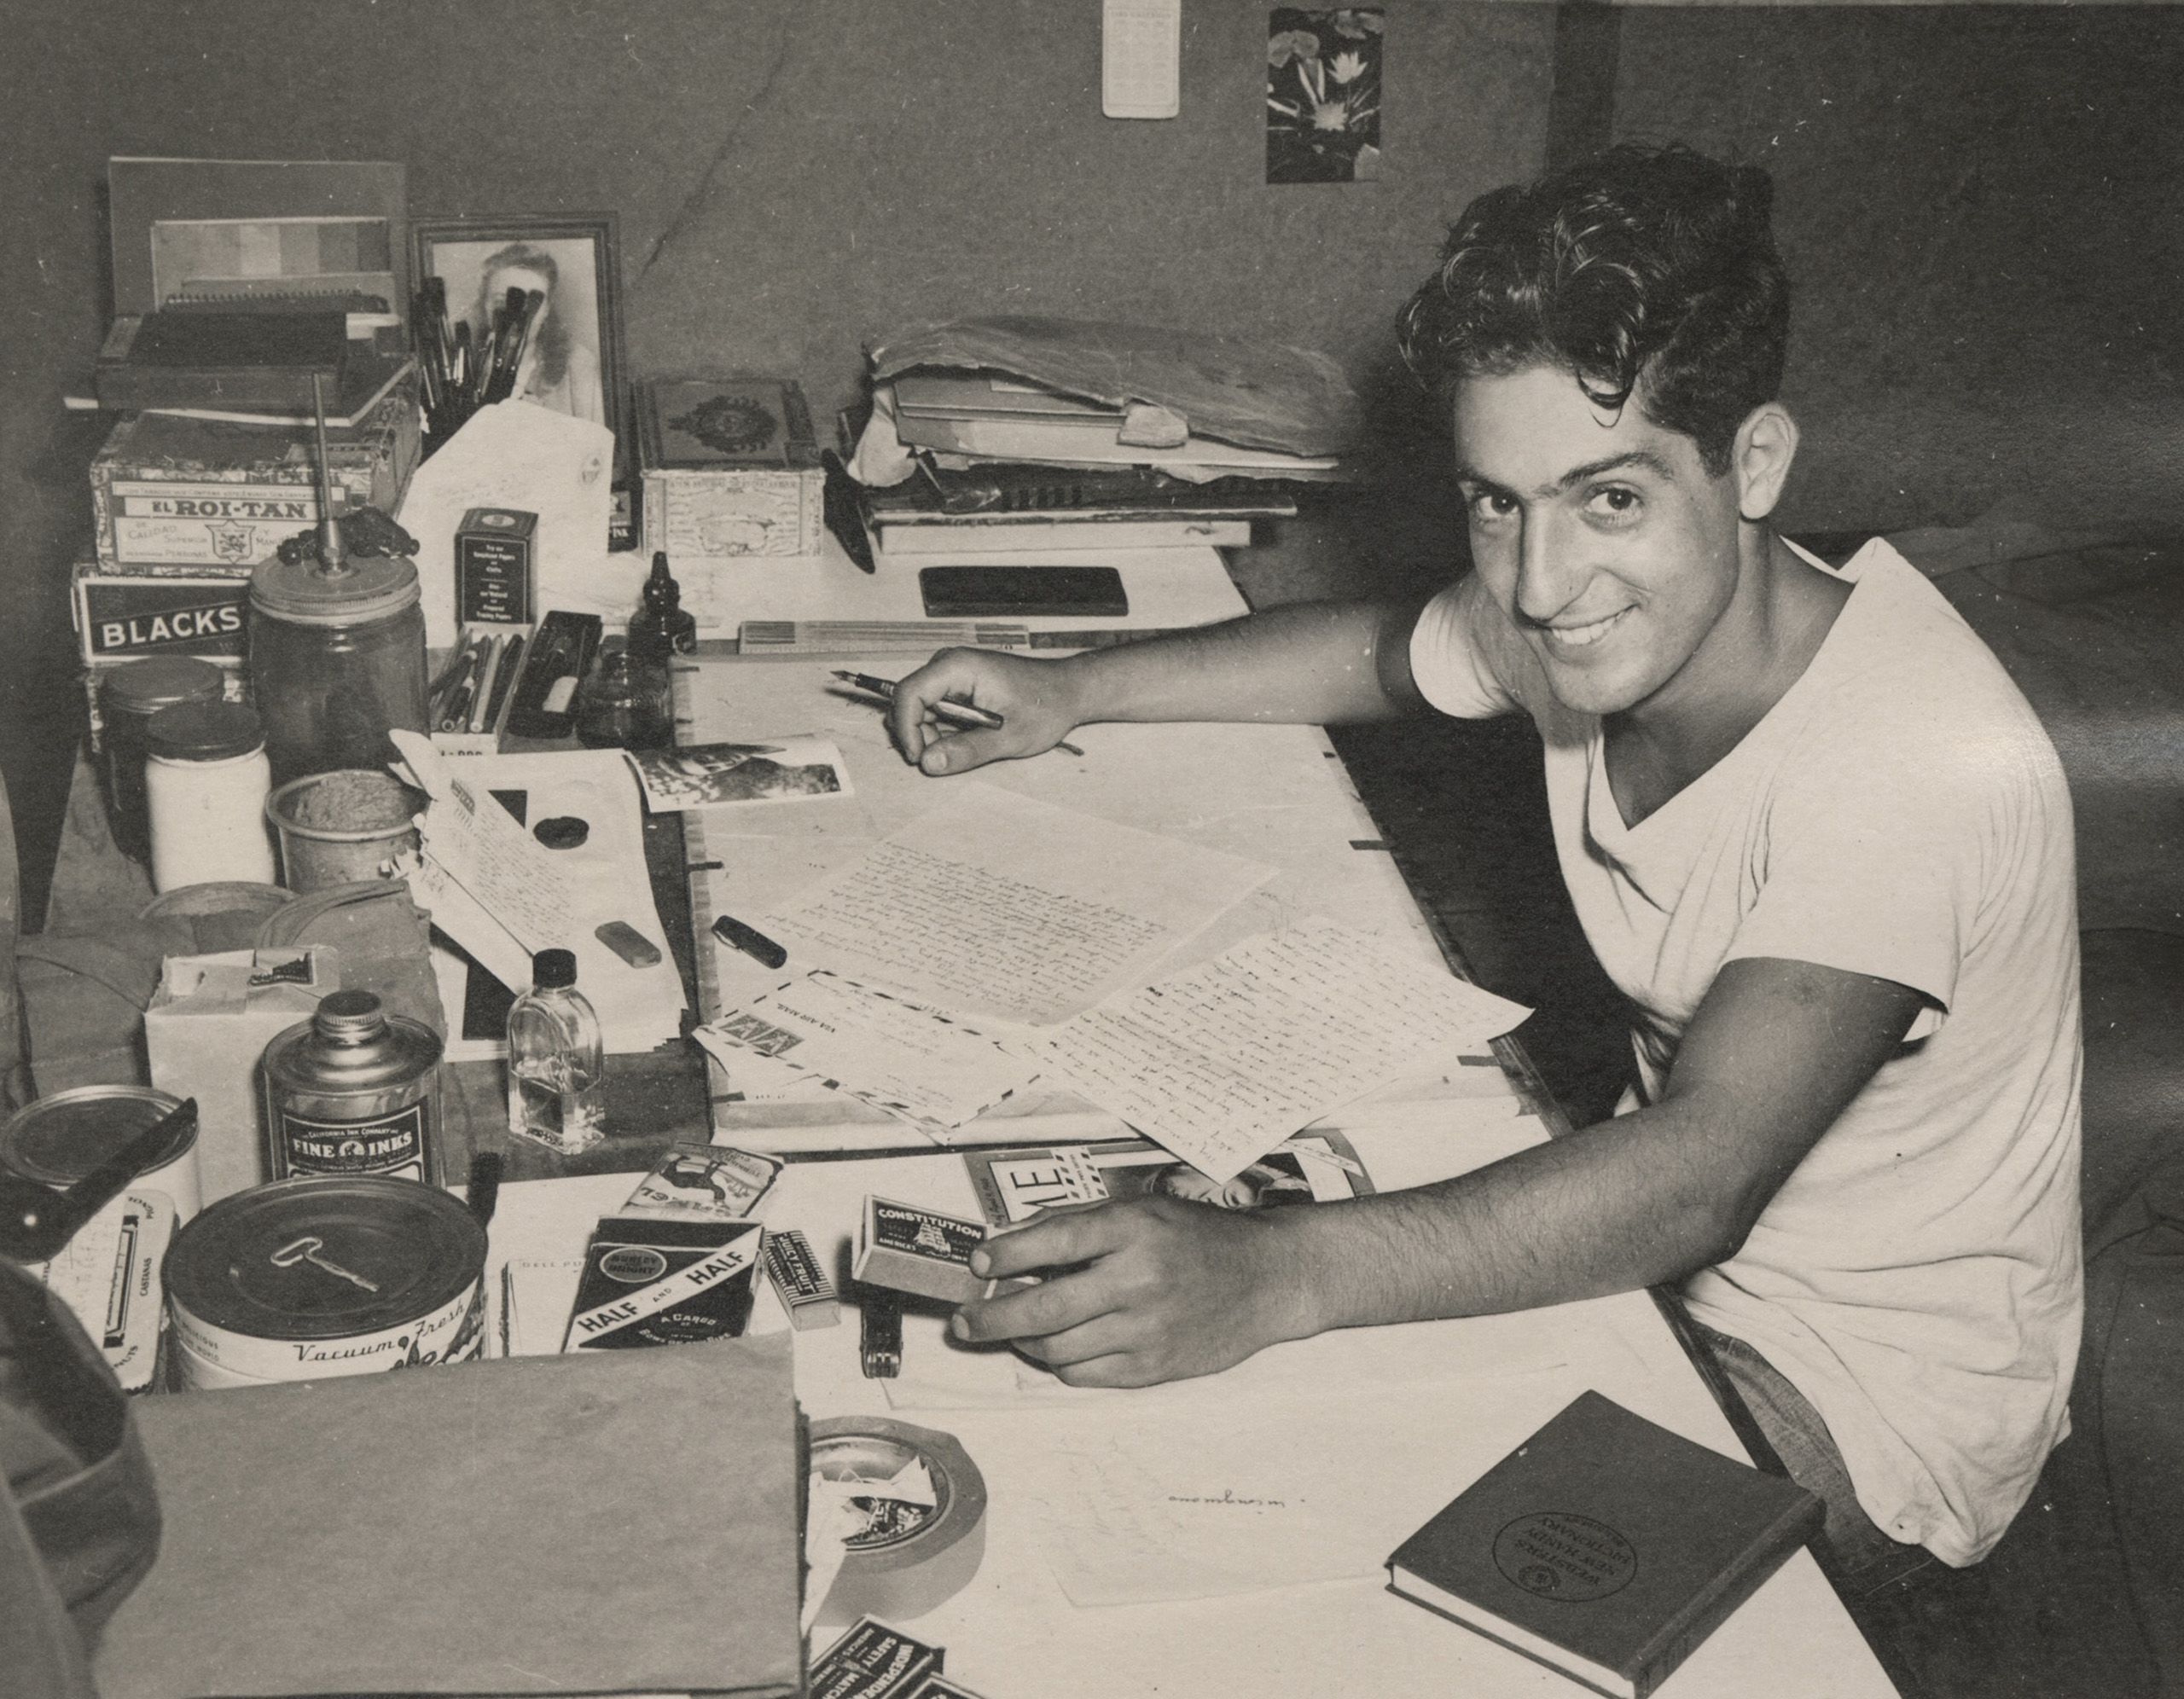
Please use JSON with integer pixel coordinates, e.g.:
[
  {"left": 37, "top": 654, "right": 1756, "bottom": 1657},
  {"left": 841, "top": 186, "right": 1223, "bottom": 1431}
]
[{"left": 808, "top": 1416, "right": 988, "bottom": 1628}]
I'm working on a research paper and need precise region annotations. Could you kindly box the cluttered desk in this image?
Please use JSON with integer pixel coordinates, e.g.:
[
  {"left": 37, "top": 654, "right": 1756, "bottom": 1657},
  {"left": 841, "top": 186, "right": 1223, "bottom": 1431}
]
[{"left": 12, "top": 155, "right": 1897, "bottom": 1699}]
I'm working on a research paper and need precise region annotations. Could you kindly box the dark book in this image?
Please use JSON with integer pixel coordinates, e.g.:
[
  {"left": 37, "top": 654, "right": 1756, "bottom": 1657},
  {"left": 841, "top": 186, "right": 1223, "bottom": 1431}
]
[
  {"left": 94, "top": 312, "right": 410, "bottom": 424},
  {"left": 1387, "top": 1390, "right": 1824, "bottom": 1699}
]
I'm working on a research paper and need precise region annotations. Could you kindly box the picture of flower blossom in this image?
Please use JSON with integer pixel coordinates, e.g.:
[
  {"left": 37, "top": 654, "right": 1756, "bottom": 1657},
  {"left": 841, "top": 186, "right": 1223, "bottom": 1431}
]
[{"left": 1265, "top": 8, "right": 1383, "bottom": 185}]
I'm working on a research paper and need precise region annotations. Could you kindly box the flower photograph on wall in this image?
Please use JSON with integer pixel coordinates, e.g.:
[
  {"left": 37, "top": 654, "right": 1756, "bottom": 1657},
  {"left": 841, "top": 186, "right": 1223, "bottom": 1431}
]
[{"left": 1266, "top": 9, "right": 1383, "bottom": 184}]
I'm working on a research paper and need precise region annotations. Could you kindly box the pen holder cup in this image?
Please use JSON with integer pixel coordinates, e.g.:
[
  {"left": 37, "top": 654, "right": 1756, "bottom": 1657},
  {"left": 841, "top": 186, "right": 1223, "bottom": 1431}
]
[{"left": 266, "top": 770, "right": 426, "bottom": 893}]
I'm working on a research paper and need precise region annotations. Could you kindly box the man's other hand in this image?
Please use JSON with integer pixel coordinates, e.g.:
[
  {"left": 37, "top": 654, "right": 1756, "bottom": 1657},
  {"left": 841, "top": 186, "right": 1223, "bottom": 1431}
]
[
  {"left": 949, "top": 1197, "right": 1309, "bottom": 1388},
  {"left": 887, "top": 647, "right": 1084, "bottom": 774}
]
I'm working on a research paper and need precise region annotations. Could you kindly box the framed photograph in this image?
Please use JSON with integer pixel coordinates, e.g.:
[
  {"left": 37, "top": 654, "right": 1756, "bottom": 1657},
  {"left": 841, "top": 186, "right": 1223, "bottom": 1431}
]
[{"left": 410, "top": 214, "right": 623, "bottom": 429}]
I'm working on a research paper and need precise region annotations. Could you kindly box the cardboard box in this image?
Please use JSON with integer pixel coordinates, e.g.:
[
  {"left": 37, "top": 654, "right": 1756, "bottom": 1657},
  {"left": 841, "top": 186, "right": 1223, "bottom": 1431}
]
[
  {"left": 72, "top": 564, "right": 249, "bottom": 666},
  {"left": 88, "top": 374, "right": 419, "bottom": 571},
  {"left": 144, "top": 947, "right": 340, "bottom": 1207}
]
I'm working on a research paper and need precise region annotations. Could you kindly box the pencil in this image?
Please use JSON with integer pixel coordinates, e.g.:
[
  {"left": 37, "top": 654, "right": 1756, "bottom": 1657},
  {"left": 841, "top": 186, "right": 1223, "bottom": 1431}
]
[{"left": 830, "top": 670, "right": 1085, "bottom": 756}]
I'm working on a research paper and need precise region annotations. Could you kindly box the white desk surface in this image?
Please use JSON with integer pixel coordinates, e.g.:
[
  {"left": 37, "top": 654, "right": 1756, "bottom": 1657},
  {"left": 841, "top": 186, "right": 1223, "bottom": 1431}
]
[
  {"left": 483, "top": 1139, "right": 1896, "bottom": 1699},
  {"left": 601, "top": 626, "right": 1892, "bottom": 1696}
]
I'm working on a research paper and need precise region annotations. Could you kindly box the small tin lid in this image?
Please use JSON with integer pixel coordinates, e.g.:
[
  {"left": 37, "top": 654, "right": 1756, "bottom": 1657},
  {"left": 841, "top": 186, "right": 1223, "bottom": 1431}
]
[
  {"left": 100, "top": 656, "right": 227, "bottom": 717},
  {"left": 146, "top": 699, "right": 266, "bottom": 762},
  {"left": 249, "top": 552, "right": 421, "bottom": 625},
  {"left": 0, "top": 1085, "right": 192, "bottom": 1188},
  {"left": 164, "top": 1175, "right": 485, "bottom": 1342}
]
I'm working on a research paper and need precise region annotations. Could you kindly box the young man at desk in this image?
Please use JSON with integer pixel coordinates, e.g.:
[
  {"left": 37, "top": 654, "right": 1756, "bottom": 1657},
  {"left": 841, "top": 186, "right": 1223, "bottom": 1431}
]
[{"left": 888, "top": 145, "right": 2082, "bottom": 1591}]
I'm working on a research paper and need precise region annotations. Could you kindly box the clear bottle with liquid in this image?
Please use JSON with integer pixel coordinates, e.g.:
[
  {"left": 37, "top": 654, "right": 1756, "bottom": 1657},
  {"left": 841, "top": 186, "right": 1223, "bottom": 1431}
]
[{"left": 505, "top": 948, "right": 604, "bottom": 1155}]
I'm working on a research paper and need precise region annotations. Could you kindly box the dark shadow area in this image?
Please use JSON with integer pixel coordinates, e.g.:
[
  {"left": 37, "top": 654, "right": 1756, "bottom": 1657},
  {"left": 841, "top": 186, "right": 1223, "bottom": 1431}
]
[{"left": 1332, "top": 711, "right": 1633, "bottom": 1129}]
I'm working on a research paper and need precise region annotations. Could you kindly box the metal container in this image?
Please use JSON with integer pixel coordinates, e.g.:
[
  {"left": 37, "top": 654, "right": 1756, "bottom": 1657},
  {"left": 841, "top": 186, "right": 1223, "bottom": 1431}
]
[
  {"left": 247, "top": 551, "right": 428, "bottom": 783},
  {"left": 264, "top": 768, "right": 424, "bottom": 891},
  {"left": 164, "top": 1175, "right": 486, "bottom": 1388},
  {"left": 99, "top": 655, "right": 226, "bottom": 860},
  {"left": 0, "top": 1084, "right": 201, "bottom": 1221},
  {"left": 262, "top": 989, "right": 444, "bottom": 1186}
]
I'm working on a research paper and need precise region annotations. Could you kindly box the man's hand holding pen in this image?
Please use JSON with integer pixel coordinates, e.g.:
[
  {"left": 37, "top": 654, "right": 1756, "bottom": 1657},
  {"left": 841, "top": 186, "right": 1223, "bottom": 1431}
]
[{"left": 886, "top": 648, "right": 1089, "bottom": 774}]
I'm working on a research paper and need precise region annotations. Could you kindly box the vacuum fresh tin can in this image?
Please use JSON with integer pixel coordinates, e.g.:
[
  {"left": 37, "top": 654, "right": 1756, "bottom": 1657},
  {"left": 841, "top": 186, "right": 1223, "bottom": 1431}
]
[
  {"left": 262, "top": 989, "right": 444, "bottom": 1186},
  {"left": 0, "top": 1084, "right": 201, "bottom": 1221},
  {"left": 164, "top": 1175, "right": 485, "bottom": 1388}
]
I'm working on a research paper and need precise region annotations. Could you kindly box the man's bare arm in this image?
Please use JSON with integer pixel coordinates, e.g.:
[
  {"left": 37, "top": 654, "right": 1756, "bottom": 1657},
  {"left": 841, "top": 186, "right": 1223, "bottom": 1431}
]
[
  {"left": 888, "top": 597, "right": 1430, "bottom": 773},
  {"left": 955, "top": 956, "right": 1927, "bottom": 1387}
]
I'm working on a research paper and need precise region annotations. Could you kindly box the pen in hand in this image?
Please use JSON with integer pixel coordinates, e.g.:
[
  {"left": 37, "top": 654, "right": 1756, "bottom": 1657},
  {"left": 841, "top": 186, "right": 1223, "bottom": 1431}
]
[{"left": 830, "top": 671, "right": 1084, "bottom": 757}]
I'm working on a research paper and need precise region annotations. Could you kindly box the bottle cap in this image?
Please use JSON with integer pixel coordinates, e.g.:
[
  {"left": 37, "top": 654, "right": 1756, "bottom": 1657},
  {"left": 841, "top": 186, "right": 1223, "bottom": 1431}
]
[
  {"left": 313, "top": 989, "right": 387, "bottom": 1041},
  {"left": 532, "top": 948, "right": 578, "bottom": 989},
  {"left": 102, "top": 655, "right": 227, "bottom": 716},
  {"left": 145, "top": 699, "right": 266, "bottom": 762}
]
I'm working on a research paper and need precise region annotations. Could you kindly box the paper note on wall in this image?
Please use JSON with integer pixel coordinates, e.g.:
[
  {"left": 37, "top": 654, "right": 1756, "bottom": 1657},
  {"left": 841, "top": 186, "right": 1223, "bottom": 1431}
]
[{"left": 757, "top": 782, "right": 1274, "bottom": 1029}]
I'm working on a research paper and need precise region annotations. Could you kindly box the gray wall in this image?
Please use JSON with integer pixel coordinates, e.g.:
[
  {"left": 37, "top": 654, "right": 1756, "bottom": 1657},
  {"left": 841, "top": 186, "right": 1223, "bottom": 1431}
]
[{"left": 1611, "top": 3, "right": 2184, "bottom": 537}]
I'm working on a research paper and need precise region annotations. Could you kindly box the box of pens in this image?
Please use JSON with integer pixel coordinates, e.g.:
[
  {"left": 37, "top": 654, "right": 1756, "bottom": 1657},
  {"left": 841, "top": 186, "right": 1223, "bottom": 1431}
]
[{"left": 430, "top": 622, "right": 529, "bottom": 754}]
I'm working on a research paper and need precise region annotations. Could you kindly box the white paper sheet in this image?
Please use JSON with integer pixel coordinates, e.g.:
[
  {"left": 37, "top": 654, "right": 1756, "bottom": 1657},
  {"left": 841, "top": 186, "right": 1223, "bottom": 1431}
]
[
  {"left": 393, "top": 734, "right": 684, "bottom": 1052},
  {"left": 1034, "top": 1377, "right": 1577, "bottom": 1607},
  {"left": 758, "top": 783, "right": 1274, "bottom": 1029},
  {"left": 694, "top": 972, "right": 1037, "bottom": 1140},
  {"left": 1034, "top": 919, "right": 1531, "bottom": 1183},
  {"left": 392, "top": 398, "right": 617, "bottom": 648}
]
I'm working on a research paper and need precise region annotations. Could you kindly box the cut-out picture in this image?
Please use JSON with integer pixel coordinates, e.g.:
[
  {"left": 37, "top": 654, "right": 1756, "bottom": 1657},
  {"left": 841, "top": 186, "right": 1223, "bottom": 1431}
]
[
  {"left": 1266, "top": 8, "right": 1384, "bottom": 184},
  {"left": 625, "top": 737, "right": 851, "bottom": 809}
]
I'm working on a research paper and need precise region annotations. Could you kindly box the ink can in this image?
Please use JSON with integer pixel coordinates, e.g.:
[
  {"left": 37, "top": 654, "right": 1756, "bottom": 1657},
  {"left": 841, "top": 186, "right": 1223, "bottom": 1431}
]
[
  {"left": 0, "top": 1084, "right": 201, "bottom": 1222},
  {"left": 262, "top": 990, "right": 444, "bottom": 1187},
  {"left": 164, "top": 1174, "right": 486, "bottom": 1388}
]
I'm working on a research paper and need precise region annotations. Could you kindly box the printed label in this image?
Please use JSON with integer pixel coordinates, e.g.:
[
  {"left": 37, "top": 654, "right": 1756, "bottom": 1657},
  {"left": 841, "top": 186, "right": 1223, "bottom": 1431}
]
[
  {"left": 276, "top": 1101, "right": 428, "bottom": 1182},
  {"left": 75, "top": 577, "right": 249, "bottom": 660}
]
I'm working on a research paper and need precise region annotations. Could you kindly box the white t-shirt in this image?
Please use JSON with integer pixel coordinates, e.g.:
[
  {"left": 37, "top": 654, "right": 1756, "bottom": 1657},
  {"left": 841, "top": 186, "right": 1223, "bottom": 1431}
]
[{"left": 1409, "top": 538, "right": 2082, "bottom": 1566}]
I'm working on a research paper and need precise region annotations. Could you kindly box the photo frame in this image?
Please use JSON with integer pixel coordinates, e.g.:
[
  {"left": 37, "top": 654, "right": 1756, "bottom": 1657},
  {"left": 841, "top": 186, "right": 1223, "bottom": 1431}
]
[{"left": 410, "top": 214, "right": 624, "bottom": 432}]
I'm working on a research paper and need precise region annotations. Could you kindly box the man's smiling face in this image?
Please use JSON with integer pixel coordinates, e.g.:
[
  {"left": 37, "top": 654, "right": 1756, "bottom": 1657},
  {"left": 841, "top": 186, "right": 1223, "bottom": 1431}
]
[{"left": 1452, "top": 364, "right": 1751, "bottom": 722}]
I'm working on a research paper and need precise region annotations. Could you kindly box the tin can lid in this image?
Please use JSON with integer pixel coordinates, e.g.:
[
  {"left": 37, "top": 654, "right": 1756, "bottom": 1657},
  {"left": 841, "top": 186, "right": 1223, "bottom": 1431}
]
[
  {"left": 101, "top": 656, "right": 227, "bottom": 716},
  {"left": 146, "top": 699, "right": 265, "bottom": 762},
  {"left": 0, "top": 1085, "right": 193, "bottom": 1187},
  {"left": 249, "top": 553, "right": 421, "bottom": 624},
  {"left": 165, "top": 1175, "right": 485, "bottom": 1342},
  {"left": 265, "top": 990, "right": 443, "bottom": 1095}
]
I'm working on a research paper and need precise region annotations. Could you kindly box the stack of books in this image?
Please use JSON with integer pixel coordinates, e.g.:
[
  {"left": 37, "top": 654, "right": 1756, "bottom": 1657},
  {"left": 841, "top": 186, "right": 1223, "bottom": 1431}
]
[{"left": 857, "top": 369, "right": 1321, "bottom": 565}]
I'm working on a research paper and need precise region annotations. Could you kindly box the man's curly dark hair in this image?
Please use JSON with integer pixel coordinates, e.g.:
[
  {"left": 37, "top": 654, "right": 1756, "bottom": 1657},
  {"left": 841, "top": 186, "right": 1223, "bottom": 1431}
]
[{"left": 1396, "top": 144, "right": 1789, "bottom": 476}]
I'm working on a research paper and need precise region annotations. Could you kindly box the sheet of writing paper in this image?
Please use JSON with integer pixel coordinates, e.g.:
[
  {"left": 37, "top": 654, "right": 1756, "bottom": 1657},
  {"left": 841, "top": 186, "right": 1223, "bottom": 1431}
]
[
  {"left": 393, "top": 398, "right": 616, "bottom": 649},
  {"left": 1034, "top": 1376, "right": 1583, "bottom": 1606},
  {"left": 694, "top": 972, "right": 1038, "bottom": 1139},
  {"left": 395, "top": 730, "right": 572, "bottom": 943},
  {"left": 759, "top": 782, "right": 1275, "bottom": 1028},
  {"left": 1036, "top": 919, "right": 1531, "bottom": 1183}
]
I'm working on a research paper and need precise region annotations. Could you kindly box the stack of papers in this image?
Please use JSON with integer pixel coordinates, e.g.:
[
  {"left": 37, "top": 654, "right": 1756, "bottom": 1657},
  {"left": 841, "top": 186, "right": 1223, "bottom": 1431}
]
[{"left": 693, "top": 783, "right": 1528, "bottom": 1179}]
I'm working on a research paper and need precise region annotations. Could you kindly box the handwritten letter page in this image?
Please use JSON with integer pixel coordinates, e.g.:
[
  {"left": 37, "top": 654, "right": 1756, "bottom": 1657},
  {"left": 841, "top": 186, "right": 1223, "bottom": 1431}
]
[
  {"left": 760, "top": 783, "right": 1273, "bottom": 1028},
  {"left": 1037, "top": 919, "right": 1531, "bottom": 1182}
]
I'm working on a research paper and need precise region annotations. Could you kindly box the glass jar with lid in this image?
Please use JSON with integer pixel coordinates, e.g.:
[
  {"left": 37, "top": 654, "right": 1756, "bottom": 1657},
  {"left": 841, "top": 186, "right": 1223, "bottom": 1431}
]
[
  {"left": 100, "top": 655, "right": 227, "bottom": 861},
  {"left": 143, "top": 699, "right": 278, "bottom": 893},
  {"left": 248, "top": 551, "right": 428, "bottom": 783}
]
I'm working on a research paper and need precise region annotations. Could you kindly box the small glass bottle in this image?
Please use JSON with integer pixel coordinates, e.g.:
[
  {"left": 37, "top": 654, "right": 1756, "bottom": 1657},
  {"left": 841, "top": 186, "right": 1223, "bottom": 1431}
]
[
  {"left": 506, "top": 948, "right": 604, "bottom": 1156},
  {"left": 572, "top": 636, "right": 672, "bottom": 750},
  {"left": 629, "top": 551, "right": 698, "bottom": 662},
  {"left": 142, "top": 700, "right": 278, "bottom": 893}
]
